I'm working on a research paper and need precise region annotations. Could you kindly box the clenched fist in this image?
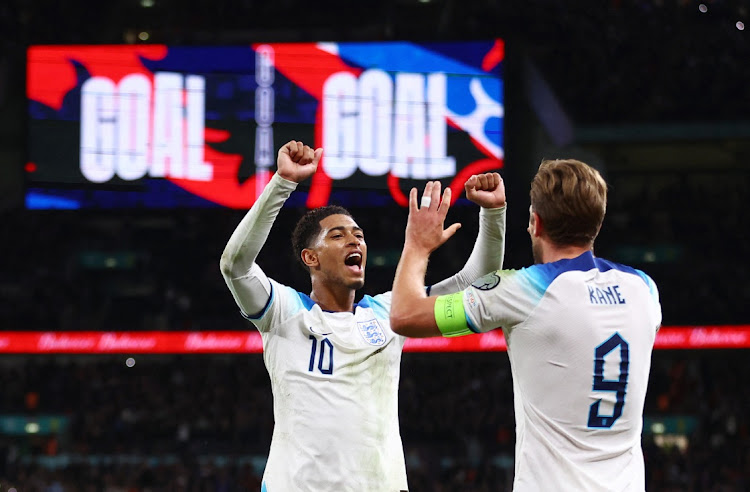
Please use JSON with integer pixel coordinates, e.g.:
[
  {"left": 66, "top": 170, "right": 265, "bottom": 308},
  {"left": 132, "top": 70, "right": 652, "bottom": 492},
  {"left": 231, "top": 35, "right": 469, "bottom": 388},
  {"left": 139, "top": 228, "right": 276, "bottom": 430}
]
[
  {"left": 465, "top": 172, "right": 506, "bottom": 209},
  {"left": 277, "top": 140, "right": 323, "bottom": 184}
]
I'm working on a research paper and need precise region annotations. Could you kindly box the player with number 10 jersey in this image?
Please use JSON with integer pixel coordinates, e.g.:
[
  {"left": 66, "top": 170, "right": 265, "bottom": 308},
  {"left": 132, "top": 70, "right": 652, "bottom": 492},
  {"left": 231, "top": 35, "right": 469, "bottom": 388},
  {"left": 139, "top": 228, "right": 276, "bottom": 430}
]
[{"left": 220, "top": 140, "right": 508, "bottom": 491}]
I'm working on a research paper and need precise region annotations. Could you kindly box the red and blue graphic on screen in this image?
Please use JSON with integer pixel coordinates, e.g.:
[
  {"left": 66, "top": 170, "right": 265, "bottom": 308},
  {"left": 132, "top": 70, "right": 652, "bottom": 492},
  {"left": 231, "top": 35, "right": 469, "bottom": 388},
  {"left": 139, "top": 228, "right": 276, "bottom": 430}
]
[{"left": 26, "top": 41, "right": 504, "bottom": 209}]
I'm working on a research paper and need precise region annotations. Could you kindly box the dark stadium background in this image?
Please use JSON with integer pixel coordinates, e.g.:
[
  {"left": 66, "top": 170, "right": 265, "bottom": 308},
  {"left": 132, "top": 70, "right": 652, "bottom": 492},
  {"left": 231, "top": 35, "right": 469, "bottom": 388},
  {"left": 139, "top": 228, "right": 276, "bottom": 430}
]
[{"left": 1, "top": 0, "right": 749, "bottom": 490}]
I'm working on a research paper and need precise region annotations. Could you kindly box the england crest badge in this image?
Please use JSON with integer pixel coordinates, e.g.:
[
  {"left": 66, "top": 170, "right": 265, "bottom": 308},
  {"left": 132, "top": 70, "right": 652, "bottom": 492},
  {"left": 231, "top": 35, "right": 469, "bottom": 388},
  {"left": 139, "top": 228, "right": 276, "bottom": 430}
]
[{"left": 357, "top": 319, "right": 386, "bottom": 346}]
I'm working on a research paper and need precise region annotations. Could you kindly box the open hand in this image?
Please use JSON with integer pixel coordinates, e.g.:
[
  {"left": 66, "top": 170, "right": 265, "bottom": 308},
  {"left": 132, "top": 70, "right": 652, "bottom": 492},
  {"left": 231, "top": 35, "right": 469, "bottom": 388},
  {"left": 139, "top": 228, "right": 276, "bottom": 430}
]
[
  {"left": 404, "top": 181, "right": 462, "bottom": 255},
  {"left": 465, "top": 172, "right": 506, "bottom": 209},
  {"left": 277, "top": 140, "right": 323, "bottom": 183}
]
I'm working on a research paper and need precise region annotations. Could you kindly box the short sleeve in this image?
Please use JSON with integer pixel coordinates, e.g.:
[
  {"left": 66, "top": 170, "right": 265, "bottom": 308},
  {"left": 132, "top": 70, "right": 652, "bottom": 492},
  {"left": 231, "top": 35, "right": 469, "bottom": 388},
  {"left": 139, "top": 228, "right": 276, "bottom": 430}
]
[
  {"left": 635, "top": 269, "right": 662, "bottom": 332},
  {"left": 461, "top": 268, "right": 549, "bottom": 334}
]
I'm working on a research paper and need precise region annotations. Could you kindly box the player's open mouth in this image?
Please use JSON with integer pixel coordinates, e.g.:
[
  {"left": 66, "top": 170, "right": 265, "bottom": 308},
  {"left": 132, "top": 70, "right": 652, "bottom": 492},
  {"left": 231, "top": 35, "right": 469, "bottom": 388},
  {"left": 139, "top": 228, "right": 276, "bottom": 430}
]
[{"left": 345, "top": 252, "right": 363, "bottom": 272}]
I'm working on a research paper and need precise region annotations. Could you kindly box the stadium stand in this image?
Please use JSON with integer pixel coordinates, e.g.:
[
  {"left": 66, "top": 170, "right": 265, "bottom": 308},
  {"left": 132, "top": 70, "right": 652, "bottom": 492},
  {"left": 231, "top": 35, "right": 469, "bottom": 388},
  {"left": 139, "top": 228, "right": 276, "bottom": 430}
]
[
  {"left": 1, "top": 0, "right": 749, "bottom": 490},
  {"left": 0, "top": 352, "right": 748, "bottom": 490},
  {"left": 2, "top": 166, "right": 748, "bottom": 331}
]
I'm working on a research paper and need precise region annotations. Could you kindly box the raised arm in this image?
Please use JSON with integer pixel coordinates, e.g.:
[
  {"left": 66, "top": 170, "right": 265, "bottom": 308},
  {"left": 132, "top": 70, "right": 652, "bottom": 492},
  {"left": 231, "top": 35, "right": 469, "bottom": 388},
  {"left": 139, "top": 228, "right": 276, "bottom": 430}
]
[
  {"left": 429, "top": 173, "right": 506, "bottom": 296},
  {"left": 391, "top": 182, "right": 463, "bottom": 337},
  {"left": 220, "top": 141, "right": 322, "bottom": 316}
]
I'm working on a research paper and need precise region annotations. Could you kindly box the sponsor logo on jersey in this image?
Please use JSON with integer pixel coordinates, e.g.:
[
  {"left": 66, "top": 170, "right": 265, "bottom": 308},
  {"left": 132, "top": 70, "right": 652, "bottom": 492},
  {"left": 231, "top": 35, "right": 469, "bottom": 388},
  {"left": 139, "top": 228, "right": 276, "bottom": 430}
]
[
  {"left": 467, "top": 291, "right": 478, "bottom": 309},
  {"left": 357, "top": 319, "right": 386, "bottom": 346},
  {"left": 309, "top": 326, "right": 333, "bottom": 336},
  {"left": 472, "top": 272, "right": 501, "bottom": 291}
]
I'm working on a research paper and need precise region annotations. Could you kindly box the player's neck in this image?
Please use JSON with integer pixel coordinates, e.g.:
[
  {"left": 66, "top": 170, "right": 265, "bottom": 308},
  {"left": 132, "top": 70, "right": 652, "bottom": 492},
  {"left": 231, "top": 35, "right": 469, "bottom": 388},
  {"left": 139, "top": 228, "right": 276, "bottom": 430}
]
[
  {"left": 309, "top": 282, "right": 356, "bottom": 312},
  {"left": 540, "top": 241, "right": 592, "bottom": 264}
]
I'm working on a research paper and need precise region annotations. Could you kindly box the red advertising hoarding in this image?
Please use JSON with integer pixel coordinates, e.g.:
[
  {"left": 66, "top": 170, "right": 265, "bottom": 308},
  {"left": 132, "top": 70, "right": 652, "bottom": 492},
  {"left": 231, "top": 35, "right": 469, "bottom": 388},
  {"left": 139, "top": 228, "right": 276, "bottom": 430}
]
[{"left": 0, "top": 326, "right": 747, "bottom": 354}]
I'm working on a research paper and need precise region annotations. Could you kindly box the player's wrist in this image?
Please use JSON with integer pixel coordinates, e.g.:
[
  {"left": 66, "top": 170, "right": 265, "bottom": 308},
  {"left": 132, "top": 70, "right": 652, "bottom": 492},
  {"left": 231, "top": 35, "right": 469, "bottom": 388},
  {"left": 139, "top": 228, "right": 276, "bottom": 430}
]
[
  {"left": 272, "top": 172, "right": 300, "bottom": 190},
  {"left": 479, "top": 203, "right": 506, "bottom": 213},
  {"left": 402, "top": 240, "right": 433, "bottom": 259}
]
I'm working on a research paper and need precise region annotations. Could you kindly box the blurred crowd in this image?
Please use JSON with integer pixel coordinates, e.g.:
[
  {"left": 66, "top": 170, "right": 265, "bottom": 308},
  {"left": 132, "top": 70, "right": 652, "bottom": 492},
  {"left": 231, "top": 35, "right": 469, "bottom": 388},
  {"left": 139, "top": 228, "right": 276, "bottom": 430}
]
[
  {"left": 0, "top": 351, "right": 747, "bottom": 491},
  {"left": 1, "top": 0, "right": 749, "bottom": 490},
  {"left": 1, "top": 168, "right": 748, "bottom": 331},
  {"left": 599, "top": 169, "right": 750, "bottom": 325},
  {"left": 1, "top": 0, "right": 749, "bottom": 124},
  {"left": 530, "top": 0, "right": 750, "bottom": 123},
  {"left": 0, "top": 158, "right": 747, "bottom": 492}
]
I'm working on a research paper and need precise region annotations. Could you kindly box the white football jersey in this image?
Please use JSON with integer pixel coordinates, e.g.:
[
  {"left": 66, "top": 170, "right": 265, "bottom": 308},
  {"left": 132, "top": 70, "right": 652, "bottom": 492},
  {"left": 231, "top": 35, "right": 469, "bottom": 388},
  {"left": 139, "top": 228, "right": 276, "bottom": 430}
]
[
  {"left": 442, "top": 251, "right": 661, "bottom": 491},
  {"left": 246, "top": 280, "right": 408, "bottom": 492}
]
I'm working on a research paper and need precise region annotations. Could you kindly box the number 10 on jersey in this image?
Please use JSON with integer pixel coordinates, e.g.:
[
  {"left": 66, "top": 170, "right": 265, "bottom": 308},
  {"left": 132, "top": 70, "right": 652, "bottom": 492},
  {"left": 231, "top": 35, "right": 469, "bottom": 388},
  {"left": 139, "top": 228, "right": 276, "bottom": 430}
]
[{"left": 309, "top": 335, "right": 334, "bottom": 375}]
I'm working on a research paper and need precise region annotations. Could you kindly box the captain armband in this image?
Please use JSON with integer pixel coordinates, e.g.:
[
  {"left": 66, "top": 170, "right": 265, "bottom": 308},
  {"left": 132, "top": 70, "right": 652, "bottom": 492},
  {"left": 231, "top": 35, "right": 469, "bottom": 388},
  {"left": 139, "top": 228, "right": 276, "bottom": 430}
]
[{"left": 434, "top": 292, "right": 473, "bottom": 337}]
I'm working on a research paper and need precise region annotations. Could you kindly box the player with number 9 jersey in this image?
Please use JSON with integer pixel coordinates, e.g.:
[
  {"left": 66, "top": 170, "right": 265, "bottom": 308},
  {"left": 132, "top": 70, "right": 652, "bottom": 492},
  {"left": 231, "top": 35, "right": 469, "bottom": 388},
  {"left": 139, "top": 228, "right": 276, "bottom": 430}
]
[
  {"left": 391, "top": 158, "right": 661, "bottom": 491},
  {"left": 436, "top": 254, "right": 660, "bottom": 490}
]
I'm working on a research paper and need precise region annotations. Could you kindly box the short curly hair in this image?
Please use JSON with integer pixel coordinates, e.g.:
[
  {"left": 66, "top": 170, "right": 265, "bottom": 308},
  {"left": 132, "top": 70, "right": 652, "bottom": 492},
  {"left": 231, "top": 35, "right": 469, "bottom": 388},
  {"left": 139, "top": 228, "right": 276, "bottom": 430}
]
[{"left": 291, "top": 205, "right": 353, "bottom": 271}]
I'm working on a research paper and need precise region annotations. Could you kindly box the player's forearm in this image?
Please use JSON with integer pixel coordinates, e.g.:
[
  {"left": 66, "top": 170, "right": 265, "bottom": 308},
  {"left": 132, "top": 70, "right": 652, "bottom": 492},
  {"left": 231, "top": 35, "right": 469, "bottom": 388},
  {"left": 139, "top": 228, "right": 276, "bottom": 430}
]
[
  {"left": 390, "top": 245, "right": 441, "bottom": 337},
  {"left": 219, "top": 173, "right": 297, "bottom": 279},
  {"left": 469, "top": 204, "right": 507, "bottom": 273},
  {"left": 430, "top": 205, "right": 506, "bottom": 295}
]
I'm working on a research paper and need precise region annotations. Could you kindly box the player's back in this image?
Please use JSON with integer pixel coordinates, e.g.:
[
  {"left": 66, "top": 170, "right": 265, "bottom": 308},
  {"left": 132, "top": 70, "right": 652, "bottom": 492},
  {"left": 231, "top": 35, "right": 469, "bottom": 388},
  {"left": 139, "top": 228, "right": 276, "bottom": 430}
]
[{"left": 504, "top": 253, "right": 661, "bottom": 491}]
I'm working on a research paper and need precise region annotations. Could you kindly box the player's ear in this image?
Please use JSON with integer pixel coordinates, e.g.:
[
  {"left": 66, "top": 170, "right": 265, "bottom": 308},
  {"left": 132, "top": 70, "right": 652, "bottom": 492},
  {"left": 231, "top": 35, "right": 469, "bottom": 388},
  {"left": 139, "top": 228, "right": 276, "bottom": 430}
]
[
  {"left": 301, "top": 248, "right": 319, "bottom": 268},
  {"left": 530, "top": 211, "right": 544, "bottom": 238}
]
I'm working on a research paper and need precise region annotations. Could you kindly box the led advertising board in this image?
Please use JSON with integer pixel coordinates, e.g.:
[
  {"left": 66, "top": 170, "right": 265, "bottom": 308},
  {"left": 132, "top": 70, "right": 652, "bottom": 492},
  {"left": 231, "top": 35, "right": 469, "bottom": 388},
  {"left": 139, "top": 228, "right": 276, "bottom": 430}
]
[
  {"left": 0, "top": 326, "right": 746, "bottom": 353},
  {"left": 26, "top": 41, "right": 504, "bottom": 209}
]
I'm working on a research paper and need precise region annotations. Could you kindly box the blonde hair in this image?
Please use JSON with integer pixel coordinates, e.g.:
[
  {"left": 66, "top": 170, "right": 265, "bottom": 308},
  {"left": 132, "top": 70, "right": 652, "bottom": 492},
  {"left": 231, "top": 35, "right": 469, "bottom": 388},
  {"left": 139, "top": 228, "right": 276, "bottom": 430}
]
[{"left": 530, "top": 159, "right": 607, "bottom": 247}]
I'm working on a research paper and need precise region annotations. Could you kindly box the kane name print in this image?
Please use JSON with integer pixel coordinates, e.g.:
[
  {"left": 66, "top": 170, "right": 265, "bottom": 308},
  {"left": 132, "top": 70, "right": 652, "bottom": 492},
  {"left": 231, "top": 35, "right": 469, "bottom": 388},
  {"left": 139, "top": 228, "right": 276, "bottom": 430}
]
[{"left": 588, "top": 284, "right": 626, "bottom": 305}]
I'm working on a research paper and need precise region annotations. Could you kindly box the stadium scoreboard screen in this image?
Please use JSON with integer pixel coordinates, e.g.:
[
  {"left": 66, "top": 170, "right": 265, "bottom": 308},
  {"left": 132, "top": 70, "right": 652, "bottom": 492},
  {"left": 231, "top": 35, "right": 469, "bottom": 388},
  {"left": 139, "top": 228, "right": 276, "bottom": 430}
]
[{"left": 26, "top": 40, "right": 504, "bottom": 209}]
